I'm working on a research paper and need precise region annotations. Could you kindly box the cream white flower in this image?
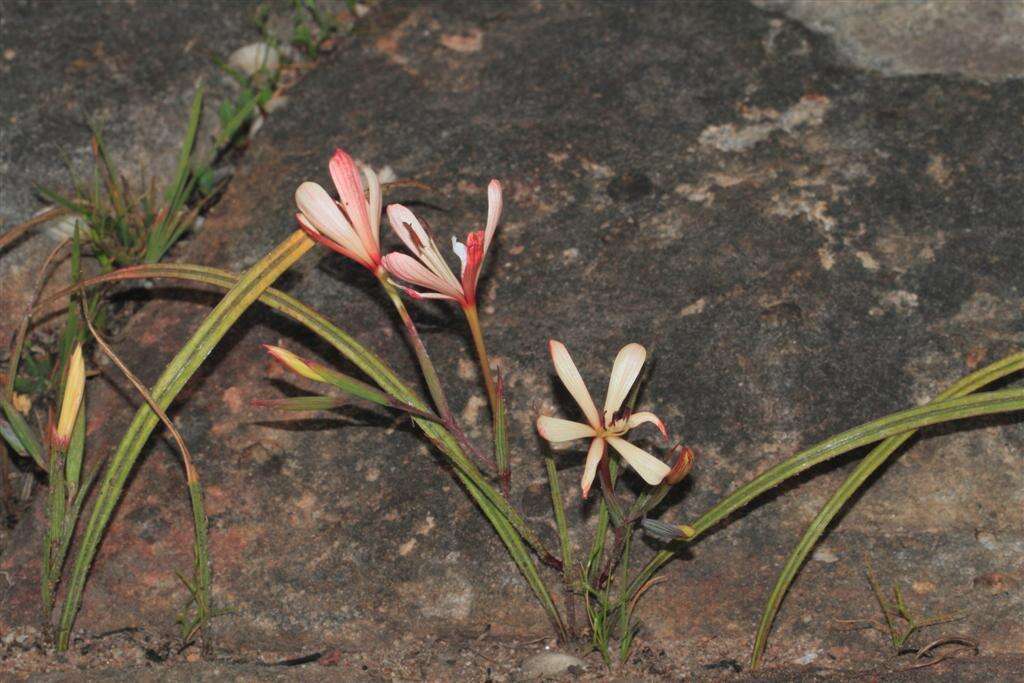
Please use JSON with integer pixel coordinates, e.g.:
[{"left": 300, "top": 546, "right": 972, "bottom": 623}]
[
  {"left": 537, "top": 341, "right": 670, "bottom": 497},
  {"left": 295, "top": 148, "right": 383, "bottom": 273}
]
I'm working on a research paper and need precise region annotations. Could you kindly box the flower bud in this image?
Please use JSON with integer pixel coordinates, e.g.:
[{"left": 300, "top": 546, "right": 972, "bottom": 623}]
[
  {"left": 55, "top": 344, "right": 85, "bottom": 448},
  {"left": 263, "top": 344, "right": 324, "bottom": 382},
  {"left": 662, "top": 445, "right": 695, "bottom": 486}
]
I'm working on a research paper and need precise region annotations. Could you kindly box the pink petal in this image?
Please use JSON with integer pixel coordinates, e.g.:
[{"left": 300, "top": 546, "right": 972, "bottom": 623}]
[
  {"left": 363, "top": 165, "right": 382, "bottom": 246},
  {"left": 295, "top": 182, "right": 372, "bottom": 266},
  {"left": 296, "top": 212, "right": 365, "bottom": 264},
  {"left": 536, "top": 416, "right": 596, "bottom": 442},
  {"left": 581, "top": 437, "right": 605, "bottom": 499},
  {"left": 604, "top": 343, "right": 646, "bottom": 420},
  {"left": 382, "top": 252, "right": 464, "bottom": 301},
  {"left": 483, "top": 179, "right": 503, "bottom": 255},
  {"left": 329, "top": 149, "right": 378, "bottom": 262},
  {"left": 625, "top": 411, "right": 667, "bottom": 438},
  {"left": 606, "top": 437, "right": 671, "bottom": 486},
  {"left": 386, "top": 204, "right": 463, "bottom": 294},
  {"left": 548, "top": 340, "right": 600, "bottom": 429},
  {"left": 386, "top": 204, "right": 430, "bottom": 254},
  {"left": 459, "top": 230, "right": 486, "bottom": 306}
]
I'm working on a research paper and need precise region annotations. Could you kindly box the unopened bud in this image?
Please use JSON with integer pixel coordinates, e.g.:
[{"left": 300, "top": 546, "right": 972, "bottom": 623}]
[
  {"left": 55, "top": 344, "right": 85, "bottom": 447},
  {"left": 263, "top": 344, "right": 324, "bottom": 382},
  {"left": 663, "top": 445, "right": 695, "bottom": 485}
]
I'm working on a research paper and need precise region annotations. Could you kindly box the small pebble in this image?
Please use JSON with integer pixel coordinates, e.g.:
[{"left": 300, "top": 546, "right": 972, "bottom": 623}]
[
  {"left": 227, "top": 42, "right": 280, "bottom": 77},
  {"left": 519, "top": 652, "right": 585, "bottom": 679}
]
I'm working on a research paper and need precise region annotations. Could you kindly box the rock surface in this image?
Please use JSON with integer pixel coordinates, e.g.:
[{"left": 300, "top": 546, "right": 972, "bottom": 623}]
[
  {"left": 2, "top": 0, "right": 1022, "bottom": 678},
  {"left": 0, "top": 0, "right": 259, "bottom": 360},
  {"left": 754, "top": 0, "right": 1024, "bottom": 81}
]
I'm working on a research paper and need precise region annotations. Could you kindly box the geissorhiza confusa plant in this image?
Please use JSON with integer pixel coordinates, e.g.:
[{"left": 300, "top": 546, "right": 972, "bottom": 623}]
[
  {"left": 269, "top": 147, "right": 696, "bottom": 660},
  {"left": 35, "top": 144, "right": 1023, "bottom": 664}
]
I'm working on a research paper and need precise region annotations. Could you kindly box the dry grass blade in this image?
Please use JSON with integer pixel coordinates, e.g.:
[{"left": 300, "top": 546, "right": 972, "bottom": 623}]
[
  {"left": 0, "top": 207, "right": 69, "bottom": 252},
  {"left": 82, "top": 314, "right": 196, "bottom": 482},
  {"left": 5, "top": 239, "right": 71, "bottom": 398}
]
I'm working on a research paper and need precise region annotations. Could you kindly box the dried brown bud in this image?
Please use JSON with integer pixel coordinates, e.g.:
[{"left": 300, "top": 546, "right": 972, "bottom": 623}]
[{"left": 663, "top": 445, "right": 695, "bottom": 485}]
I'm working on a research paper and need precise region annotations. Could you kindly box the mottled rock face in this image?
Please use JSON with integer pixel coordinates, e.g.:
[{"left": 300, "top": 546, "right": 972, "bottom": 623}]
[
  {"left": 0, "top": 1, "right": 258, "bottom": 329},
  {"left": 2, "top": 0, "right": 1021, "bottom": 676},
  {"left": 754, "top": 0, "right": 1024, "bottom": 81}
]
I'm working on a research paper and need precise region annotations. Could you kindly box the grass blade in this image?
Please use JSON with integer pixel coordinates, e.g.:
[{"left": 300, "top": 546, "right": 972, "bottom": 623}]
[
  {"left": 546, "top": 458, "right": 573, "bottom": 580},
  {"left": 42, "top": 427, "right": 66, "bottom": 617},
  {"left": 495, "top": 369, "right": 511, "bottom": 495},
  {"left": 688, "top": 390, "right": 1024, "bottom": 540},
  {"left": 84, "top": 309, "right": 214, "bottom": 643},
  {"left": 631, "top": 352, "right": 1024, "bottom": 607},
  {"left": 0, "top": 396, "right": 44, "bottom": 470},
  {"left": 748, "top": 352, "right": 1024, "bottom": 667},
  {"left": 147, "top": 87, "right": 204, "bottom": 263},
  {"left": 50, "top": 263, "right": 564, "bottom": 568},
  {"left": 55, "top": 230, "right": 313, "bottom": 650},
  {"left": 51, "top": 255, "right": 566, "bottom": 642}
]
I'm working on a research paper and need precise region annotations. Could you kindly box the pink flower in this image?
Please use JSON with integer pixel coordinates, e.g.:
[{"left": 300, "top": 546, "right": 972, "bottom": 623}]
[
  {"left": 295, "top": 148, "right": 383, "bottom": 273},
  {"left": 382, "top": 179, "right": 503, "bottom": 308},
  {"left": 536, "top": 341, "right": 671, "bottom": 498}
]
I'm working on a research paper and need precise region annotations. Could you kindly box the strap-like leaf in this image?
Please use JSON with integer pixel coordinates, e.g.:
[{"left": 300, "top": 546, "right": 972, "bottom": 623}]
[{"left": 56, "top": 230, "right": 313, "bottom": 650}]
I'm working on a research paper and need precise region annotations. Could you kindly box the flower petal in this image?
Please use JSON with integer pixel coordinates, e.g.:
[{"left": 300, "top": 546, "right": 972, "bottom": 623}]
[
  {"left": 296, "top": 212, "right": 367, "bottom": 264},
  {"left": 483, "top": 179, "right": 503, "bottom": 255},
  {"left": 625, "top": 411, "right": 667, "bottom": 438},
  {"left": 295, "top": 182, "right": 371, "bottom": 265},
  {"left": 581, "top": 437, "right": 605, "bottom": 499},
  {"left": 548, "top": 340, "right": 600, "bottom": 429},
  {"left": 536, "top": 416, "right": 596, "bottom": 442},
  {"left": 382, "top": 252, "right": 464, "bottom": 301},
  {"left": 459, "top": 230, "right": 486, "bottom": 306},
  {"left": 387, "top": 203, "right": 429, "bottom": 254},
  {"left": 604, "top": 342, "right": 646, "bottom": 420},
  {"left": 386, "top": 204, "right": 463, "bottom": 294},
  {"left": 606, "top": 436, "right": 671, "bottom": 486},
  {"left": 363, "top": 164, "right": 382, "bottom": 246},
  {"left": 452, "top": 236, "right": 468, "bottom": 276},
  {"left": 329, "top": 149, "right": 377, "bottom": 261}
]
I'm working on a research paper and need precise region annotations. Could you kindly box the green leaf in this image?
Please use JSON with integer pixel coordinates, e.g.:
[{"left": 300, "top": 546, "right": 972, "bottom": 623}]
[
  {"left": 64, "top": 401, "right": 86, "bottom": 500},
  {"left": 494, "top": 370, "right": 510, "bottom": 492},
  {"left": 178, "top": 479, "right": 212, "bottom": 642},
  {"left": 55, "top": 260, "right": 567, "bottom": 641},
  {"left": 0, "top": 396, "right": 44, "bottom": 471},
  {"left": 43, "top": 437, "right": 66, "bottom": 616},
  {"left": 546, "top": 458, "right": 573, "bottom": 591},
  {"left": 55, "top": 231, "right": 313, "bottom": 650},
  {"left": 147, "top": 86, "right": 204, "bottom": 263},
  {"left": 629, "top": 353, "right": 1024, "bottom": 622},
  {"left": 748, "top": 352, "right": 1024, "bottom": 668}
]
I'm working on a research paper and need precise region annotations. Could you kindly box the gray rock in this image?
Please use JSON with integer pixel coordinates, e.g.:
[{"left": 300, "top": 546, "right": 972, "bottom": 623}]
[
  {"left": 753, "top": 0, "right": 1024, "bottom": 80},
  {"left": 0, "top": 0, "right": 258, "bottom": 349}
]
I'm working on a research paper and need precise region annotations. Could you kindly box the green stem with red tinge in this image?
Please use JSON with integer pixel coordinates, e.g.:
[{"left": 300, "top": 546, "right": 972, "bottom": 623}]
[{"left": 463, "top": 304, "right": 509, "bottom": 493}]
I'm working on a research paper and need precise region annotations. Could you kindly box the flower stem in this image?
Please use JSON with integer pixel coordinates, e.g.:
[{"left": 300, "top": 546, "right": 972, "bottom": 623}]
[
  {"left": 378, "top": 276, "right": 495, "bottom": 472},
  {"left": 378, "top": 274, "right": 452, "bottom": 420},
  {"left": 463, "top": 305, "right": 499, "bottom": 408},
  {"left": 463, "top": 304, "right": 509, "bottom": 492}
]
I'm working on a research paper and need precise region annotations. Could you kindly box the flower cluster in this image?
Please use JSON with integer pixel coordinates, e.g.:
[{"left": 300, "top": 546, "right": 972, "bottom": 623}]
[
  {"left": 285, "top": 146, "right": 689, "bottom": 501},
  {"left": 294, "top": 147, "right": 503, "bottom": 310}
]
